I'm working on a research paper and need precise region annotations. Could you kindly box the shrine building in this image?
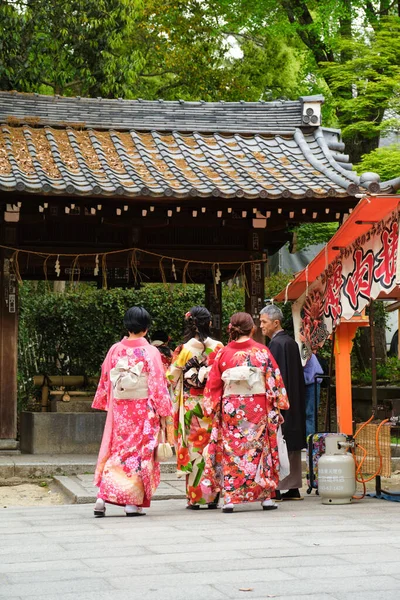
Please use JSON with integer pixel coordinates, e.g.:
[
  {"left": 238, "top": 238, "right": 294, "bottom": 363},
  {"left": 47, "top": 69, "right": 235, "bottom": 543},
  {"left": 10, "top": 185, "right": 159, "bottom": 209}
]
[{"left": 0, "top": 91, "right": 399, "bottom": 448}]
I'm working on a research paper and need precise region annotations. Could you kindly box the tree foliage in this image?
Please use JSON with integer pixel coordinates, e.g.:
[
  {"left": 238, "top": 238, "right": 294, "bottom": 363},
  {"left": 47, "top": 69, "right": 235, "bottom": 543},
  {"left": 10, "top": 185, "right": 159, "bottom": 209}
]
[
  {"left": 0, "top": 0, "right": 303, "bottom": 100},
  {"left": 0, "top": 0, "right": 143, "bottom": 97},
  {"left": 208, "top": 2, "right": 400, "bottom": 160},
  {"left": 356, "top": 144, "right": 400, "bottom": 182},
  {"left": 320, "top": 17, "right": 400, "bottom": 160},
  {"left": 294, "top": 222, "right": 339, "bottom": 252}
]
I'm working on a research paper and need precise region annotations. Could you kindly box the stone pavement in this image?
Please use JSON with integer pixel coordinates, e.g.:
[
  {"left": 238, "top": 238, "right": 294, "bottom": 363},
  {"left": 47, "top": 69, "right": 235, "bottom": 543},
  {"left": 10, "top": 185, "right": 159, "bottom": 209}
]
[{"left": 1, "top": 494, "right": 400, "bottom": 600}]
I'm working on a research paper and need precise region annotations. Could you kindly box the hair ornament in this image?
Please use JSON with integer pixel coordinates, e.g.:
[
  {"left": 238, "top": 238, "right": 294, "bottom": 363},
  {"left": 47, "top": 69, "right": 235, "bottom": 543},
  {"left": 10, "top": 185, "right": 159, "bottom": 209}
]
[{"left": 185, "top": 311, "right": 191, "bottom": 318}]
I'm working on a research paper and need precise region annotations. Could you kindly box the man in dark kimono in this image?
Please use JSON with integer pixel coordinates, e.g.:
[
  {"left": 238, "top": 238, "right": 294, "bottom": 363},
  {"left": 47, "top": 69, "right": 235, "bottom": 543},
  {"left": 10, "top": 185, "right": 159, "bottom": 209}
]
[{"left": 260, "top": 305, "right": 306, "bottom": 500}]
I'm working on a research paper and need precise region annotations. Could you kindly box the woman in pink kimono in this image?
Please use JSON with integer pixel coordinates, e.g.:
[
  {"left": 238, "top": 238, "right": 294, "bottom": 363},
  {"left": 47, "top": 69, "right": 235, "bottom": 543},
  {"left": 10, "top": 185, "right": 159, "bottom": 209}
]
[
  {"left": 92, "top": 306, "right": 172, "bottom": 517},
  {"left": 203, "top": 312, "right": 289, "bottom": 513}
]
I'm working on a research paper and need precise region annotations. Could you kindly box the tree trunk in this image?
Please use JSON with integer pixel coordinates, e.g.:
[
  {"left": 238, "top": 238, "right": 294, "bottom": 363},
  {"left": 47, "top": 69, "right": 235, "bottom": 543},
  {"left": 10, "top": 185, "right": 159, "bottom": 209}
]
[
  {"left": 342, "top": 130, "right": 381, "bottom": 165},
  {"left": 358, "top": 326, "right": 387, "bottom": 370}
]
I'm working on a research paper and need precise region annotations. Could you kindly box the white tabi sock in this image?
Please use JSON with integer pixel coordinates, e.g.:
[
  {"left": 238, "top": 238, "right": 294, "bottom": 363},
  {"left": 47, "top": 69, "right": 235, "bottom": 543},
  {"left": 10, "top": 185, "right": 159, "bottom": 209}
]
[
  {"left": 125, "top": 504, "right": 144, "bottom": 514},
  {"left": 262, "top": 499, "right": 276, "bottom": 507}
]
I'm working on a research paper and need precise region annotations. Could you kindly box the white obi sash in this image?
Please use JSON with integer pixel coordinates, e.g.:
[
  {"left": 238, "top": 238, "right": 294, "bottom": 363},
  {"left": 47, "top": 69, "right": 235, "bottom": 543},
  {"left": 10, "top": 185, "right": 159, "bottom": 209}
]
[
  {"left": 221, "top": 366, "right": 266, "bottom": 397},
  {"left": 110, "top": 357, "right": 148, "bottom": 400}
]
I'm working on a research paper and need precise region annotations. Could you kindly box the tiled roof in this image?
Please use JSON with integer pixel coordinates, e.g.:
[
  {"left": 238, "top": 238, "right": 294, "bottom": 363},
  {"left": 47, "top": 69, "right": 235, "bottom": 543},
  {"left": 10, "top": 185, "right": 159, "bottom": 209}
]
[
  {"left": 0, "top": 92, "right": 398, "bottom": 198},
  {"left": 0, "top": 91, "right": 312, "bottom": 133}
]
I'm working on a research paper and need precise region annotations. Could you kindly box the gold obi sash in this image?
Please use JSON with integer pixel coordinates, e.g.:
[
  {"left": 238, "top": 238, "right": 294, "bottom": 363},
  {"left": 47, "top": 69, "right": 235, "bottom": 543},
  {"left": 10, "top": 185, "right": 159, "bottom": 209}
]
[
  {"left": 221, "top": 366, "right": 266, "bottom": 397},
  {"left": 110, "top": 357, "right": 148, "bottom": 400}
]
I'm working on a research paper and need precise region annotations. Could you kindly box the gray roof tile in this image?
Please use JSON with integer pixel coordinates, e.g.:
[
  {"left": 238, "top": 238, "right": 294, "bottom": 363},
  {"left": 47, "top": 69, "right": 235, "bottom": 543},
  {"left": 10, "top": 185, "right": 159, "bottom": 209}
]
[{"left": 0, "top": 92, "right": 399, "bottom": 197}]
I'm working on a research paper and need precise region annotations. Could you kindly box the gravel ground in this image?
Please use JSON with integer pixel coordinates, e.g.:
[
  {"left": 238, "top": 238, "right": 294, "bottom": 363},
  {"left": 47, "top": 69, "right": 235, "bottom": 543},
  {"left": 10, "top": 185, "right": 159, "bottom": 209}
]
[{"left": 0, "top": 478, "right": 69, "bottom": 507}]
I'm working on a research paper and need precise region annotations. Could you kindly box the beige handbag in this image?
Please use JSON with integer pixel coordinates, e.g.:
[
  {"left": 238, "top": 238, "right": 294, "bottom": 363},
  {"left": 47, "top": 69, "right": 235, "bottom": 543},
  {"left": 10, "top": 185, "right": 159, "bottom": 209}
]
[{"left": 155, "top": 428, "right": 173, "bottom": 462}]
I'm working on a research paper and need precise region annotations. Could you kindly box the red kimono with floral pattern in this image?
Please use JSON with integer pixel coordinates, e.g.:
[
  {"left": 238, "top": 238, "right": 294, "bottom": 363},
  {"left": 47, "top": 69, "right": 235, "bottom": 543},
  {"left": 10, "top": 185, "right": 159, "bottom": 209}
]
[
  {"left": 203, "top": 339, "right": 289, "bottom": 506},
  {"left": 92, "top": 337, "right": 172, "bottom": 507}
]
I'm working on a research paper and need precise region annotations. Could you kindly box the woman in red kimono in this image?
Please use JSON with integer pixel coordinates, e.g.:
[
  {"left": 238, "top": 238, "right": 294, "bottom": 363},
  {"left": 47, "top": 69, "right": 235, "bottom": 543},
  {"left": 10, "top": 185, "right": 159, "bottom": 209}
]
[
  {"left": 92, "top": 306, "right": 172, "bottom": 517},
  {"left": 203, "top": 312, "right": 289, "bottom": 513}
]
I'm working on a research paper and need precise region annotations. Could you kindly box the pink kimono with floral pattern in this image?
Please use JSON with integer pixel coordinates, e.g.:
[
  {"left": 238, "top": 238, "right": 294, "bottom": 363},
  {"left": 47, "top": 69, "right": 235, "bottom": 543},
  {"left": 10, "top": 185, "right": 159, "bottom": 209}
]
[
  {"left": 92, "top": 337, "right": 172, "bottom": 507},
  {"left": 203, "top": 339, "right": 289, "bottom": 506}
]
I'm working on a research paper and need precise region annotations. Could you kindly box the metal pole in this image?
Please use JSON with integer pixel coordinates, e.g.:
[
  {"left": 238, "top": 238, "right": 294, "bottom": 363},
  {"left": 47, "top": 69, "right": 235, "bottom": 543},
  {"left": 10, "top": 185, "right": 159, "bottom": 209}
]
[
  {"left": 369, "top": 300, "right": 377, "bottom": 412},
  {"left": 325, "top": 330, "right": 336, "bottom": 432}
]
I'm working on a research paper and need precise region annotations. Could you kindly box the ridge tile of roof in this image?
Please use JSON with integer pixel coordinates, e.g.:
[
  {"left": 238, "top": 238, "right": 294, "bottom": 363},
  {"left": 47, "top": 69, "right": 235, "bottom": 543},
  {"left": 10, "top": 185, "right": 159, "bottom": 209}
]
[{"left": 0, "top": 91, "right": 309, "bottom": 133}]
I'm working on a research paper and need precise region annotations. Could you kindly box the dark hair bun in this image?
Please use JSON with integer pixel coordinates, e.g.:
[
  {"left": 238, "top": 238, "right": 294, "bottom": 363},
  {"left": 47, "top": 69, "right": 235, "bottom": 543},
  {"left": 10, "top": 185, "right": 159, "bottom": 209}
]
[
  {"left": 183, "top": 305, "right": 212, "bottom": 344},
  {"left": 229, "top": 312, "right": 254, "bottom": 341}
]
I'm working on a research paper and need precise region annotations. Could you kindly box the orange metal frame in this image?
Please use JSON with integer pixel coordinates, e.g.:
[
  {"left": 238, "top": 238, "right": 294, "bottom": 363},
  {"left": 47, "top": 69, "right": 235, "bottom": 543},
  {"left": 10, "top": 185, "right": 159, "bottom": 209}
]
[{"left": 334, "top": 314, "right": 369, "bottom": 434}]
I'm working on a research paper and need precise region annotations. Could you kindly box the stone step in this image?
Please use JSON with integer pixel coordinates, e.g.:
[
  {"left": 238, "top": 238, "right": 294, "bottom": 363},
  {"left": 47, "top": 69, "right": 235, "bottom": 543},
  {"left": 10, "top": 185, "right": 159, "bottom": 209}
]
[
  {"left": 0, "top": 454, "right": 176, "bottom": 479},
  {"left": 54, "top": 472, "right": 186, "bottom": 504}
]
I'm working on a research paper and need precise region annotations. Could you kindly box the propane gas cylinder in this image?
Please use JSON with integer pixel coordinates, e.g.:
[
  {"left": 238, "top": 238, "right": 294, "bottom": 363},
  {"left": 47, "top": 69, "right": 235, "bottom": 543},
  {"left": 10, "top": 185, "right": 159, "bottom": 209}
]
[{"left": 318, "top": 434, "right": 356, "bottom": 505}]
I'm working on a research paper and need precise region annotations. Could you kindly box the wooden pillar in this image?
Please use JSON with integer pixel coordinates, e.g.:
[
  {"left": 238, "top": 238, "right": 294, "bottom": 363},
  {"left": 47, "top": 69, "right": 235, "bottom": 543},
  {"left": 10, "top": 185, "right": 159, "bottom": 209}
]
[
  {"left": 0, "top": 252, "right": 18, "bottom": 445},
  {"left": 205, "top": 281, "right": 222, "bottom": 341},
  {"left": 334, "top": 322, "right": 359, "bottom": 435}
]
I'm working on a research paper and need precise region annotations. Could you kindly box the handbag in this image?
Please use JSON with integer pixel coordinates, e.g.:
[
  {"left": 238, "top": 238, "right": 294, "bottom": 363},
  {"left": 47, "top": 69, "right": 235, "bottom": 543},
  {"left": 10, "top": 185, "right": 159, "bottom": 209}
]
[
  {"left": 277, "top": 425, "right": 290, "bottom": 481},
  {"left": 155, "top": 428, "right": 173, "bottom": 462}
]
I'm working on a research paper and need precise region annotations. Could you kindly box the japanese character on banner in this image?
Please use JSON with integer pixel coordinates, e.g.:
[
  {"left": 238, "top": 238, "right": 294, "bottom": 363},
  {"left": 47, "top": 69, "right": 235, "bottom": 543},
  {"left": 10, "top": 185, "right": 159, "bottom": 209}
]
[
  {"left": 324, "top": 259, "right": 343, "bottom": 325},
  {"left": 374, "top": 219, "right": 398, "bottom": 289},
  {"left": 343, "top": 247, "right": 374, "bottom": 311}
]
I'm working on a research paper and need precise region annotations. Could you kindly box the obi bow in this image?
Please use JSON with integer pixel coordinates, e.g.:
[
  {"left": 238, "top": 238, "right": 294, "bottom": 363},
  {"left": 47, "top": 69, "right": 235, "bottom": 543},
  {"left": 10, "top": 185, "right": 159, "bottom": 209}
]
[
  {"left": 221, "top": 366, "right": 262, "bottom": 388},
  {"left": 110, "top": 357, "right": 144, "bottom": 395}
]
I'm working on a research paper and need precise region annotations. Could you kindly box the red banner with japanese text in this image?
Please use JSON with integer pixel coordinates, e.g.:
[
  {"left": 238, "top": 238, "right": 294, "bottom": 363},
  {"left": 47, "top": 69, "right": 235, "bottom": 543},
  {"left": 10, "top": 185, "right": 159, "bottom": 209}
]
[{"left": 292, "top": 209, "right": 399, "bottom": 362}]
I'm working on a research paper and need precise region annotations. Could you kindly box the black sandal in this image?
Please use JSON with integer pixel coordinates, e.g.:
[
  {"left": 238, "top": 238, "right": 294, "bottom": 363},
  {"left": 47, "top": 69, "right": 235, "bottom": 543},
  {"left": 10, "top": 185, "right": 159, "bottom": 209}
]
[
  {"left": 208, "top": 493, "right": 220, "bottom": 509},
  {"left": 125, "top": 511, "right": 146, "bottom": 517},
  {"left": 186, "top": 504, "right": 200, "bottom": 510}
]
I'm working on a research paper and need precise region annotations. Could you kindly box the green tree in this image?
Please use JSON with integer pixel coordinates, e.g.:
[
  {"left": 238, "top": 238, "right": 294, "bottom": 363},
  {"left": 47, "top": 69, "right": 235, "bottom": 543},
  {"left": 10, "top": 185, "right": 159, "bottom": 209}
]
[
  {"left": 294, "top": 223, "right": 339, "bottom": 252},
  {"left": 0, "top": 0, "right": 143, "bottom": 97},
  {"left": 320, "top": 17, "right": 400, "bottom": 161},
  {"left": 212, "top": 2, "right": 400, "bottom": 161},
  {"left": 0, "top": 0, "right": 303, "bottom": 100},
  {"left": 356, "top": 144, "right": 400, "bottom": 182}
]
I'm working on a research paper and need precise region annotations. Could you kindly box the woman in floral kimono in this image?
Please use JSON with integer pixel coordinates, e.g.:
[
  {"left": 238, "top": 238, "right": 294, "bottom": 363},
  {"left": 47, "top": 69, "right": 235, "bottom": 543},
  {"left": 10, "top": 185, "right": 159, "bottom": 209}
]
[
  {"left": 203, "top": 312, "right": 289, "bottom": 513},
  {"left": 92, "top": 306, "right": 172, "bottom": 517},
  {"left": 167, "top": 306, "right": 223, "bottom": 509}
]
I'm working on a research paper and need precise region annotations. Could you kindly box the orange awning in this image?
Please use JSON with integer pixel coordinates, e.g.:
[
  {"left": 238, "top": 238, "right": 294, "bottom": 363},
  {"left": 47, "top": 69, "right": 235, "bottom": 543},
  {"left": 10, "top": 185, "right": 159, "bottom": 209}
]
[{"left": 274, "top": 195, "right": 400, "bottom": 302}]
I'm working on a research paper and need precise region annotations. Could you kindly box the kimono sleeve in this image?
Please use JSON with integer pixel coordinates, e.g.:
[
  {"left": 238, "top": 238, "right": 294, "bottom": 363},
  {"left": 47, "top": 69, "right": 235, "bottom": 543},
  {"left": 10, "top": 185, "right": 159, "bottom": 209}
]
[
  {"left": 206, "top": 342, "right": 224, "bottom": 367},
  {"left": 263, "top": 348, "right": 290, "bottom": 411},
  {"left": 166, "top": 345, "right": 191, "bottom": 387},
  {"left": 203, "top": 348, "right": 224, "bottom": 416},
  {"left": 146, "top": 346, "right": 173, "bottom": 417},
  {"left": 91, "top": 343, "right": 119, "bottom": 411}
]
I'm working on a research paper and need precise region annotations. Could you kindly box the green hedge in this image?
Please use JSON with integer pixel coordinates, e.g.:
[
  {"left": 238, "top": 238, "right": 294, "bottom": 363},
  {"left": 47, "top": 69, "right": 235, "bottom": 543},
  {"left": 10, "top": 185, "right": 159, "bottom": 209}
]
[
  {"left": 18, "top": 274, "right": 295, "bottom": 409},
  {"left": 18, "top": 282, "right": 245, "bottom": 408}
]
